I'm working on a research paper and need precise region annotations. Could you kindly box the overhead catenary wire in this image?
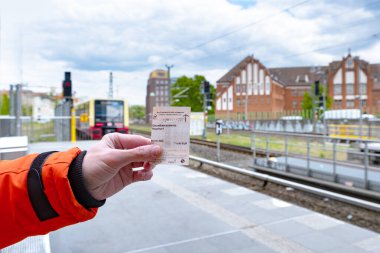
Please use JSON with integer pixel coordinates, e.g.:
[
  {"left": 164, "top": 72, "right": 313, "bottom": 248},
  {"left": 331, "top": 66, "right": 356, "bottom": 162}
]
[
  {"left": 175, "top": 4, "right": 380, "bottom": 68},
  {"left": 262, "top": 32, "right": 380, "bottom": 65},
  {"left": 166, "top": 0, "right": 313, "bottom": 61}
]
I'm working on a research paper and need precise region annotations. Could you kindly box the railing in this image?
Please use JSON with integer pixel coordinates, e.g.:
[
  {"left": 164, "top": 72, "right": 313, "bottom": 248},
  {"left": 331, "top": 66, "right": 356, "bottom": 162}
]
[
  {"left": 251, "top": 130, "right": 380, "bottom": 191},
  {"left": 0, "top": 116, "right": 89, "bottom": 142}
]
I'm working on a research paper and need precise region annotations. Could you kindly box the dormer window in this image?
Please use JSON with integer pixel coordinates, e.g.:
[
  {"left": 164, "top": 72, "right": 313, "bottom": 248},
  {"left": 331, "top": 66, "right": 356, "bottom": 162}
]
[{"left": 346, "top": 57, "right": 354, "bottom": 69}]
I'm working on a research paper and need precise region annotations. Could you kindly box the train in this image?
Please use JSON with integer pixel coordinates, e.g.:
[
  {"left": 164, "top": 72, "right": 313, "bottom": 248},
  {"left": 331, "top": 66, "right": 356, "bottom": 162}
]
[{"left": 75, "top": 98, "right": 129, "bottom": 140}]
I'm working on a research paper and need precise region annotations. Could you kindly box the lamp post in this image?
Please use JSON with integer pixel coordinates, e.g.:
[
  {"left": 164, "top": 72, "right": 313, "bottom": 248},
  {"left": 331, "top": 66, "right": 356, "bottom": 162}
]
[{"left": 165, "top": 64, "right": 174, "bottom": 105}]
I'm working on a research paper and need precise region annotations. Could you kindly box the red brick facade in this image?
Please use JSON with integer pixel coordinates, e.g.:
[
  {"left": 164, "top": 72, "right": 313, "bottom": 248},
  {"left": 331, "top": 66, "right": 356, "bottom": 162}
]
[{"left": 215, "top": 55, "right": 380, "bottom": 120}]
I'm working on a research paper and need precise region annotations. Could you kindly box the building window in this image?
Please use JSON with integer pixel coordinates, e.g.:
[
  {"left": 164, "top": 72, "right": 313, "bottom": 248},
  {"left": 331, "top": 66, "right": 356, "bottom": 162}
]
[
  {"left": 335, "top": 100, "right": 342, "bottom": 108},
  {"left": 346, "top": 58, "right": 354, "bottom": 69},
  {"left": 359, "top": 83, "right": 367, "bottom": 95},
  {"left": 360, "top": 100, "right": 367, "bottom": 107},
  {"left": 237, "top": 98, "right": 241, "bottom": 106},
  {"left": 242, "top": 98, "right": 246, "bottom": 106},
  {"left": 334, "top": 84, "right": 342, "bottom": 95},
  {"left": 241, "top": 84, "right": 246, "bottom": 93},
  {"left": 346, "top": 100, "right": 354, "bottom": 108},
  {"left": 236, "top": 84, "right": 240, "bottom": 93},
  {"left": 346, "top": 83, "right": 354, "bottom": 95},
  {"left": 292, "top": 101, "right": 297, "bottom": 109},
  {"left": 292, "top": 90, "right": 297, "bottom": 96}
]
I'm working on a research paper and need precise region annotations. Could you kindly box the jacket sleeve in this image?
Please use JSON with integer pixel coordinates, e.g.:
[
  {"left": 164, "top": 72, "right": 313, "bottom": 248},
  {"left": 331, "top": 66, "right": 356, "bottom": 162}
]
[{"left": 0, "top": 147, "right": 105, "bottom": 249}]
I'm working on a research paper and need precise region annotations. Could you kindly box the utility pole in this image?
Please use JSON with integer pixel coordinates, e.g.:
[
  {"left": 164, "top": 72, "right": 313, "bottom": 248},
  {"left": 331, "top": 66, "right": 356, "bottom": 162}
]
[
  {"left": 359, "top": 79, "right": 363, "bottom": 141},
  {"left": 15, "top": 84, "right": 22, "bottom": 136},
  {"left": 245, "top": 82, "right": 249, "bottom": 121},
  {"left": 108, "top": 72, "right": 113, "bottom": 98},
  {"left": 165, "top": 64, "right": 174, "bottom": 105},
  {"left": 0, "top": 17, "right": 2, "bottom": 86},
  {"left": 322, "top": 76, "right": 327, "bottom": 139},
  {"left": 9, "top": 85, "right": 15, "bottom": 135}
]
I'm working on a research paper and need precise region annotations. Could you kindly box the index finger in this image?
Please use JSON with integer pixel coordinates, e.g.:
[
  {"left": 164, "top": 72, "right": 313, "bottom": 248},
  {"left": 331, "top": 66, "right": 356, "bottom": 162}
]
[
  {"left": 110, "top": 144, "right": 163, "bottom": 168},
  {"left": 103, "top": 133, "right": 151, "bottom": 150}
]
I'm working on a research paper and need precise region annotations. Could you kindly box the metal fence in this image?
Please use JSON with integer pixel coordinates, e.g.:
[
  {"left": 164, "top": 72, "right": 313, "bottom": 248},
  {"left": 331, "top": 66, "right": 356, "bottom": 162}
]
[
  {"left": 0, "top": 116, "right": 73, "bottom": 142},
  {"left": 251, "top": 130, "right": 380, "bottom": 191}
]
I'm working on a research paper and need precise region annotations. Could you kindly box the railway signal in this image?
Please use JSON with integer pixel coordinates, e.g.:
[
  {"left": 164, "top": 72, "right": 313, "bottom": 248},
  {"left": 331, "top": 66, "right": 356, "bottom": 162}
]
[
  {"left": 63, "top": 72, "right": 72, "bottom": 99},
  {"left": 201, "top": 80, "right": 213, "bottom": 138}
]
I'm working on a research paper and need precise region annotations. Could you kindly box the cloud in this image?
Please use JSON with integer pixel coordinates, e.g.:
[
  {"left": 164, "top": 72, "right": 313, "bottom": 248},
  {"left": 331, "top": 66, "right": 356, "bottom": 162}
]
[{"left": 0, "top": 0, "right": 379, "bottom": 105}]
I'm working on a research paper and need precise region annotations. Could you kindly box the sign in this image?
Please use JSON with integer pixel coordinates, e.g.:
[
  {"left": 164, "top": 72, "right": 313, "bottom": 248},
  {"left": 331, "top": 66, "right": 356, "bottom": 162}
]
[
  {"left": 215, "top": 119, "right": 223, "bottom": 135},
  {"left": 190, "top": 112, "right": 205, "bottom": 136},
  {"left": 80, "top": 113, "right": 89, "bottom": 122}
]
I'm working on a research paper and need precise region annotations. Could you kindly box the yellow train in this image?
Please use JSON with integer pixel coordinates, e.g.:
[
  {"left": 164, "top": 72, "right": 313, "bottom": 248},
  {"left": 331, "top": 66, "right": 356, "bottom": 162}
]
[{"left": 75, "top": 98, "right": 129, "bottom": 140}]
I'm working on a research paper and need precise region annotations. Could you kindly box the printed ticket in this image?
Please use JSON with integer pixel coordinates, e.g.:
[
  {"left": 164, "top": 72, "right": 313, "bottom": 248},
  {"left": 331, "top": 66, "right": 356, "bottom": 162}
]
[{"left": 151, "top": 107, "right": 191, "bottom": 165}]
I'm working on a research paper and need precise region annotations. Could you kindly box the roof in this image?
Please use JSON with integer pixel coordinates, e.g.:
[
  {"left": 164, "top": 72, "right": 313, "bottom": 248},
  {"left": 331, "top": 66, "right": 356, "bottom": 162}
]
[
  {"left": 217, "top": 54, "right": 380, "bottom": 89},
  {"left": 371, "top": 63, "right": 380, "bottom": 78},
  {"left": 268, "top": 66, "right": 327, "bottom": 87},
  {"left": 217, "top": 55, "right": 252, "bottom": 83}
]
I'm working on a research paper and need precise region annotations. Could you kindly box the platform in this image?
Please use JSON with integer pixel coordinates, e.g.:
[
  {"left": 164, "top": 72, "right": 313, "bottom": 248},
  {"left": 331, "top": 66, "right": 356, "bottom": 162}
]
[{"left": 2, "top": 141, "right": 380, "bottom": 253}]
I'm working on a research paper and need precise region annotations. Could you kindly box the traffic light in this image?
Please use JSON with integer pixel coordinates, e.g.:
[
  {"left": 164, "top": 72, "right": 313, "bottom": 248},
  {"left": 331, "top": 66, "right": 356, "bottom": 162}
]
[
  {"left": 63, "top": 72, "right": 72, "bottom": 98},
  {"left": 204, "top": 81, "right": 210, "bottom": 94},
  {"left": 314, "top": 80, "right": 320, "bottom": 96},
  {"left": 318, "top": 95, "right": 324, "bottom": 108}
]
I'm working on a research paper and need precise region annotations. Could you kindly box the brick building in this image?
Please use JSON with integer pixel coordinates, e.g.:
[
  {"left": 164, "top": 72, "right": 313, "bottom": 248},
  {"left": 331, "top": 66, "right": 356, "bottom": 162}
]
[
  {"left": 145, "top": 69, "right": 170, "bottom": 123},
  {"left": 215, "top": 54, "right": 380, "bottom": 120}
]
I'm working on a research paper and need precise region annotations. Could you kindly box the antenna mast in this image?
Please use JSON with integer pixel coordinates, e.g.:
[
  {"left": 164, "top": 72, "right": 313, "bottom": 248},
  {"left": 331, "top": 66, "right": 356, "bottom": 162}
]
[{"left": 108, "top": 72, "right": 113, "bottom": 98}]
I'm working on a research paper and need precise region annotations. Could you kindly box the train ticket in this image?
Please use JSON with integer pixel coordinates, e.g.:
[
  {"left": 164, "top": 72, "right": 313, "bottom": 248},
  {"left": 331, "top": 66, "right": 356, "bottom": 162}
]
[{"left": 151, "top": 106, "right": 191, "bottom": 165}]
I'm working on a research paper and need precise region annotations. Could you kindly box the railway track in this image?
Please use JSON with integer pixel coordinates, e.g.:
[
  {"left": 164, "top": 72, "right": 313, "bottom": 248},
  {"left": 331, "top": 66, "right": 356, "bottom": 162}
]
[
  {"left": 130, "top": 128, "right": 266, "bottom": 156},
  {"left": 131, "top": 127, "right": 380, "bottom": 206}
]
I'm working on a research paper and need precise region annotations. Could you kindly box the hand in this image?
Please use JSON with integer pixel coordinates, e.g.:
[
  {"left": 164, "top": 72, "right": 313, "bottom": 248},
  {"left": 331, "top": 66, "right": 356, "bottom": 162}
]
[{"left": 82, "top": 133, "right": 163, "bottom": 200}]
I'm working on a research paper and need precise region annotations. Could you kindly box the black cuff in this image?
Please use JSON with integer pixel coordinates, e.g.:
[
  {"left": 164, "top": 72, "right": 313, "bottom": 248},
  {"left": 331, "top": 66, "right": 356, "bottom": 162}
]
[{"left": 68, "top": 151, "right": 106, "bottom": 209}]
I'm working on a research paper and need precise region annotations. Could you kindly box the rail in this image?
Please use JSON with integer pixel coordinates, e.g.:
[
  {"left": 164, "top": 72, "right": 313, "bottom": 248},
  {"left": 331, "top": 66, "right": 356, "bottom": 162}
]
[
  {"left": 190, "top": 155, "right": 380, "bottom": 212},
  {"left": 251, "top": 130, "right": 380, "bottom": 191}
]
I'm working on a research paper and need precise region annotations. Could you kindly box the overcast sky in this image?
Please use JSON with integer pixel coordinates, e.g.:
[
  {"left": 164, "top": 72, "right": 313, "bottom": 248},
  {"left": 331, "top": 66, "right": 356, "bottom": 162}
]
[{"left": 0, "top": 0, "right": 379, "bottom": 105}]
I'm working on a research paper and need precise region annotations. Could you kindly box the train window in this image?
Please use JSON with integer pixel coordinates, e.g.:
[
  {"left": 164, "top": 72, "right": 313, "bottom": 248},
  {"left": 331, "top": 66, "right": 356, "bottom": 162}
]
[{"left": 95, "top": 100, "right": 124, "bottom": 123}]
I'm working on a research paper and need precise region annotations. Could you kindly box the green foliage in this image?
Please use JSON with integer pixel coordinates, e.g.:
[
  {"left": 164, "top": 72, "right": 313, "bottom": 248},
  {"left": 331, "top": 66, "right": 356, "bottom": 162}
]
[
  {"left": 129, "top": 105, "right": 145, "bottom": 120},
  {"left": 301, "top": 83, "right": 332, "bottom": 119},
  {"left": 22, "top": 105, "right": 33, "bottom": 116},
  {"left": 0, "top": 94, "right": 10, "bottom": 115},
  {"left": 302, "top": 91, "right": 313, "bottom": 111},
  {"left": 171, "top": 75, "right": 216, "bottom": 113}
]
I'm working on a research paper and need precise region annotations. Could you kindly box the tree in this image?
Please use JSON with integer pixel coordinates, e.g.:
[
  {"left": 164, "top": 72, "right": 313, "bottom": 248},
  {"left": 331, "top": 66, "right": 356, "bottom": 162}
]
[
  {"left": 301, "top": 91, "right": 313, "bottom": 111},
  {"left": 301, "top": 83, "right": 332, "bottom": 119},
  {"left": 0, "top": 94, "right": 10, "bottom": 115},
  {"left": 171, "top": 75, "right": 216, "bottom": 114},
  {"left": 22, "top": 105, "right": 33, "bottom": 116},
  {"left": 129, "top": 105, "right": 145, "bottom": 121}
]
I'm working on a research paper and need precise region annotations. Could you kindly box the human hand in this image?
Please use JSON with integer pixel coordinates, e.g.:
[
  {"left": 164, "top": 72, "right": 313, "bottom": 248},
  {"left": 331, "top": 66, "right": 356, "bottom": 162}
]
[{"left": 82, "top": 133, "right": 163, "bottom": 200}]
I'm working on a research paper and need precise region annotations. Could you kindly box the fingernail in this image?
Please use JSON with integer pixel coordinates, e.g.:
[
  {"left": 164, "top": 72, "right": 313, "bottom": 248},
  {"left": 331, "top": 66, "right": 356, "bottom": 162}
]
[{"left": 152, "top": 145, "right": 162, "bottom": 157}]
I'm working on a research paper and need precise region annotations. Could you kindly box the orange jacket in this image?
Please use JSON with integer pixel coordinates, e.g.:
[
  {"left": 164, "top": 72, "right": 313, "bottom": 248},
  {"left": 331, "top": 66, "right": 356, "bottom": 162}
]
[{"left": 0, "top": 147, "right": 104, "bottom": 249}]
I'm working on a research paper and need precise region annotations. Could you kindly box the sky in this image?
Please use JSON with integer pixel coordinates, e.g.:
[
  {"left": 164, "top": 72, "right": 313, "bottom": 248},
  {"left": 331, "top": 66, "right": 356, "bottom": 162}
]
[{"left": 0, "top": 0, "right": 379, "bottom": 105}]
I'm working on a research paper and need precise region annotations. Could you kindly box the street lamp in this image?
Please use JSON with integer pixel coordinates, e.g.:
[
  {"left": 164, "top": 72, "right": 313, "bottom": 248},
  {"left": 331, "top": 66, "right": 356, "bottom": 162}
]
[{"left": 165, "top": 64, "right": 174, "bottom": 105}]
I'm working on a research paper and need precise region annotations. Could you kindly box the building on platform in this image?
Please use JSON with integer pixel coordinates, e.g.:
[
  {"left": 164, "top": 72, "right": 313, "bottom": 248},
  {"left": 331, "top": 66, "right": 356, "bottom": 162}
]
[
  {"left": 215, "top": 54, "right": 380, "bottom": 121},
  {"left": 145, "top": 69, "right": 170, "bottom": 123}
]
